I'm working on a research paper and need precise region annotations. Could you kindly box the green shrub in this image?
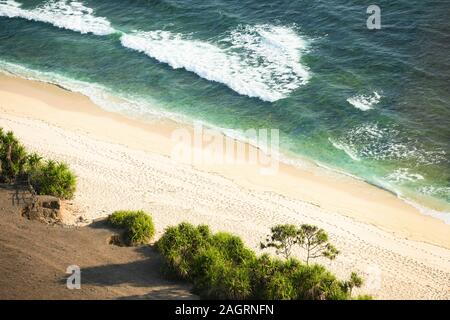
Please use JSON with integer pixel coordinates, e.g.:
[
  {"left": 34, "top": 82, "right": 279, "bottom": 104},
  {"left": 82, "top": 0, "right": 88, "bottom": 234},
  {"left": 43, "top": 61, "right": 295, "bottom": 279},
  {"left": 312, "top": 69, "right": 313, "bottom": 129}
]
[
  {"left": 191, "top": 234, "right": 255, "bottom": 299},
  {"left": 191, "top": 246, "right": 224, "bottom": 295},
  {"left": 251, "top": 255, "right": 300, "bottom": 300},
  {"left": 216, "top": 264, "right": 252, "bottom": 300},
  {"left": 0, "top": 129, "right": 28, "bottom": 183},
  {"left": 156, "top": 223, "right": 211, "bottom": 279},
  {"left": 261, "top": 271, "right": 296, "bottom": 300},
  {"left": 24, "top": 153, "right": 43, "bottom": 173},
  {"left": 343, "top": 272, "right": 364, "bottom": 297},
  {"left": 292, "top": 263, "right": 349, "bottom": 300},
  {"left": 156, "top": 222, "right": 365, "bottom": 300},
  {"left": 210, "top": 232, "right": 256, "bottom": 265},
  {"left": 250, "top": 255, "right": 350, "bottom": 300},
  {"left": 0, "top": 128, "right": 77, "bottom": 199},
  {"left": 108, "top": 210, "right": 155, "bottom": 246},
  {"left": 108, "top": 210, "right": 132, "bottom": 226},
  {"left": 30, "top": 160, "right": 77, "bottom": 199}
]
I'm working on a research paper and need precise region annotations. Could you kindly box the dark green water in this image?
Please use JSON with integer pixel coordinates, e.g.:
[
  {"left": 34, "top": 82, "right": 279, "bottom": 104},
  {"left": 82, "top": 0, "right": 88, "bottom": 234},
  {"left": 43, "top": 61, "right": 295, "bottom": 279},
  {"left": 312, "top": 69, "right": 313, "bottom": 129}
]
[{"left": 1, "top": 0, "right": 449, "bottom": 221}]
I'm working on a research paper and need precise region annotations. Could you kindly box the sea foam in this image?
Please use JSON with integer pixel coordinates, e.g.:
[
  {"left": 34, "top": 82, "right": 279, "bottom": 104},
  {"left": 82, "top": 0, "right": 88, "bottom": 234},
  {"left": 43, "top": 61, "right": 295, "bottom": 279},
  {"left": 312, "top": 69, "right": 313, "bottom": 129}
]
[
  {"left": 0, "top": 0, "right": 115, "bottom": 35},
  {"left": 1, "top": 2, "right": 310, "bottom": 101},
  {"left": 347, "top": 91, "right": 381, "bottom": 111},
  {"left": 120, "top": 25, "right": 311, "bottom": 102},
  {"left": 386, "top": 168, "right": 424, "bottom": 183},
  {"left": 329, "top": 123, "right": 447, "bottom": 165}
]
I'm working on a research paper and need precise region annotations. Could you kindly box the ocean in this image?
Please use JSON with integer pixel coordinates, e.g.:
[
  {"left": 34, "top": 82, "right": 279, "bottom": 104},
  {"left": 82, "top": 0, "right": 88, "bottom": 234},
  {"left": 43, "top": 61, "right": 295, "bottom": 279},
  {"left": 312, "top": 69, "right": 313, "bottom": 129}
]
[{"left": 1, "top": 0, "right": 449, "bottom": 221}]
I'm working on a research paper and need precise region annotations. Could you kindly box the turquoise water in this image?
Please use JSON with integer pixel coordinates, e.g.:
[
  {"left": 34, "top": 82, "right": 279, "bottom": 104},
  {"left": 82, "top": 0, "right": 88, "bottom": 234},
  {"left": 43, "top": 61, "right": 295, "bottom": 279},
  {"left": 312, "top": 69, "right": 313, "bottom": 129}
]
[{"left": 1, "top": 0, "right": 449, "bottom": 221}]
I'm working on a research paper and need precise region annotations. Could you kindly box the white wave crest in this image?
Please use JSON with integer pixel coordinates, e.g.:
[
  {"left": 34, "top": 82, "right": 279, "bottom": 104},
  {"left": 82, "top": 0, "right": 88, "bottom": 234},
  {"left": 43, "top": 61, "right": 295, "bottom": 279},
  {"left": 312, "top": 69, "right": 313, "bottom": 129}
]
[
  {"left": 120, "top": 25, "right": 311, "bottom": 102},
  {"left": 386, "top": 168, "right": 424, "bottom": 183},
  {"left": 330, "top": 123, "right": 447, "bottom": 164},
  {"left": 419, "top": 186, "right": 450, "bottom": 199},
  {"left": 0, "top": 0, "right": 115, "bottom": 35},
  {"left": 1, "top": 3, "right": 310, "bottom": 101},
  {"left": 347, "top": 91, "right": 381, "bottom": 111}
]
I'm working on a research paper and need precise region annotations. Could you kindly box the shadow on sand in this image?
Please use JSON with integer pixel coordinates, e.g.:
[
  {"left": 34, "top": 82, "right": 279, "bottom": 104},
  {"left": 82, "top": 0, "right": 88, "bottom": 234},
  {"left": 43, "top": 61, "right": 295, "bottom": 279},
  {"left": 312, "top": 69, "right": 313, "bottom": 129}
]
[{"left": 66, "top": 221, "right": 197, "bottom": 300}]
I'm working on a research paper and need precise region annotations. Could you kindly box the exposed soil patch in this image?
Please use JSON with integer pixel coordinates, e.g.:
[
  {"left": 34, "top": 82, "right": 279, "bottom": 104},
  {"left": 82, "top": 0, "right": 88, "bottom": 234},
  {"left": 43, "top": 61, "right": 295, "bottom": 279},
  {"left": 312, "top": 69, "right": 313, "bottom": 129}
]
[
  {"left": 22, "top": 195, "right": 62, "bottom": 224},
  {"left": 0, "top": 185, "right": 196, "bottom": 300}
]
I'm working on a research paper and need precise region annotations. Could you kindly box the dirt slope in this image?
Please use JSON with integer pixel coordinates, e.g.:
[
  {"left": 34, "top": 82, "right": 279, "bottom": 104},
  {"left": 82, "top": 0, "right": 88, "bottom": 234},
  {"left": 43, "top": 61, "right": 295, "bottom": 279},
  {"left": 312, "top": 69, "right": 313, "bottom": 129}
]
[{"left": 0, "top": 185, "right": 196, "bottom": 300}]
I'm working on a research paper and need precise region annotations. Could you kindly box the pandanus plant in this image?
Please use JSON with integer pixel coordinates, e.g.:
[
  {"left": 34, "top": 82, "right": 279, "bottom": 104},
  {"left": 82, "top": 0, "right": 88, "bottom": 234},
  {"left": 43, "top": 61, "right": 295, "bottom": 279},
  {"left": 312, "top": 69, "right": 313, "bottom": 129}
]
[{"left": 0, "top": 128, "right": 28, "bottom": 183}]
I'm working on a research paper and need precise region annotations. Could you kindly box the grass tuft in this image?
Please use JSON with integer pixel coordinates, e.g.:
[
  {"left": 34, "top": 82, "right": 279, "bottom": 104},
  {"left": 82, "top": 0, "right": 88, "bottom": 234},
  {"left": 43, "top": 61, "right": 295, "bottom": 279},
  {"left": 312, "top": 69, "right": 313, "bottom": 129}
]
[{"left": 108, "top": 210, "right": 155, "bottom": 246}]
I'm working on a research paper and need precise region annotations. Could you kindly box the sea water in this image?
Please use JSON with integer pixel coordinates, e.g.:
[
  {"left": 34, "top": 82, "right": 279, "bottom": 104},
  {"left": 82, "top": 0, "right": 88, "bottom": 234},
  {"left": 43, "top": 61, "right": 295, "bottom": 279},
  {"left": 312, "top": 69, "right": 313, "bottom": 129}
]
[{"left": 1, "top": 0, "right": 449, "bottom": 221}]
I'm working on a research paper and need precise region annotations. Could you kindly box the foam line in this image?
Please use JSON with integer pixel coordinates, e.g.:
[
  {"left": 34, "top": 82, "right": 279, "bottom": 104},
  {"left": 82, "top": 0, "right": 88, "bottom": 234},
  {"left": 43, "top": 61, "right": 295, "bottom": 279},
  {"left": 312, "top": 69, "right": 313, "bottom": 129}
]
[{"left": 0, "top": 0, "right": 115, "bottom": 35}]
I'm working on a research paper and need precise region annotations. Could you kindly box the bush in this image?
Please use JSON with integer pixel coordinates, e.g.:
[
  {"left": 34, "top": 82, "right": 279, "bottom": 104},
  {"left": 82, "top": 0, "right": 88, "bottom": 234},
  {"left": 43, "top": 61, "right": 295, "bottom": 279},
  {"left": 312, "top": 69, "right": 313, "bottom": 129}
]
[
  {"left": 0, "top": 129, "right": 27, "bottom": 183},
  {"left": 156, "top": 222, "right": 364, "bottom": 300},
  {"left": 251, "top": 255, "right": 300, "bottom": 300},
  {"left": 192, "top": 246, "right": 253, "bottom": 299},
  {"left": 30, "top": 160, "right": 76, "bottom": 199},
  {"left": 0, "top": 128, "right": 77, "bottom": 199},
  {"left": 250, "top": 255, "right": 350, "bottom": 300},
  {"left": 191, "top": 233, "right": 256, "bottom": 299},
  {"left": 108, "top": 210, "right": 155, "bottom": 246},
  {"left": 292, "top": 263, "right": 349, "bottom": 300},
  {"left": 216, "top": 264, "right": 253, "bottom": 300},
  {"left": 210, "top": 232, "right": 256, "bottom": 265},
  {"left": 156, "top": 223, "right": 211, "bottom": 279}
]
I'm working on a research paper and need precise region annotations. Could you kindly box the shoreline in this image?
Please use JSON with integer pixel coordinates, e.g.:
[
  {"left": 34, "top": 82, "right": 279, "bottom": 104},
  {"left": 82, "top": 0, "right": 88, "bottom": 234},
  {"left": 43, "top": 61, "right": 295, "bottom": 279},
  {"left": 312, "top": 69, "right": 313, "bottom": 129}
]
[
  {"left": 1, "top": 73, "right": 450, "bottom": 299},
  {"left": 3, "top": 61, "right": 448, "bottom": 221},
  {"left": 1, "top": 73, "right": 448, "bottom": 249}
]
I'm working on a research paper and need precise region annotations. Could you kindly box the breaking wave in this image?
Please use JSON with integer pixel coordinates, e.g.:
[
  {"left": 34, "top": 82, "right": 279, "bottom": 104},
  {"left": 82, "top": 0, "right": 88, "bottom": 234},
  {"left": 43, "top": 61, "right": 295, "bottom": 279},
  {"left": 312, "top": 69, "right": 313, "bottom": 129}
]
[
  {"left": 120, "top": 25, "right": 311, "bottom": 102},
  {"left": 0, "top": 0, "right": 115, "bottom": 35},
  {"left": 329, "top": 123, "right": 447, "bottom": 165},
  {"left": 1, "top": 1, "right": 311, "bottom": 101},
  {"left": 347, "top": 91, "right": 381, "bottom": 111}
]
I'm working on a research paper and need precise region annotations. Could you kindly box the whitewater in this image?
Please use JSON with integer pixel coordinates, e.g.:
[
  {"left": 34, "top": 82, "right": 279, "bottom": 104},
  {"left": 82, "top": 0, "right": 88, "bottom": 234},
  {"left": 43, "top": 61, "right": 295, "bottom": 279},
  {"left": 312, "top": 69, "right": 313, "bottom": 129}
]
[{"left": 0, "top": 0, "right": 311, "bottom": 102}]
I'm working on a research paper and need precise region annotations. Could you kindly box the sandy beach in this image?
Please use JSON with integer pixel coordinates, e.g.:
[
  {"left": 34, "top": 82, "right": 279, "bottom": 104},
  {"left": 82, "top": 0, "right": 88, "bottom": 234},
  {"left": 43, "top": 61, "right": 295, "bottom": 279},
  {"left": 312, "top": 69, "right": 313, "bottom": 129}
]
[{"left": 0, "top": 73, "right": 449, "bottom": 299}]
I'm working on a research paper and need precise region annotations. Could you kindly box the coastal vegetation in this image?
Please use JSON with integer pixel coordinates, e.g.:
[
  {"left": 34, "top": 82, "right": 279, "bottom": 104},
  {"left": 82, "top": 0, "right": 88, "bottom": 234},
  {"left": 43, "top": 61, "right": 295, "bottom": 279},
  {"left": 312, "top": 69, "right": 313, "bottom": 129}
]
[
  {"left": 156, "top": 222, "right": 367, "bottom": 300},
  {"left": 1, "top": 128, "right": 368, "bottom": 299},
  {"left": 108, "top": 210, "right": 155, "bottom": 246},
  {"left": 260, "top": 224, "right": 339, "bottom": 264},
  {"left": 29, "top": 160, "right": 76, "bottom": 199},
  {"left": 0, "top": 128, "right": 76, "bottom": 199}
]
